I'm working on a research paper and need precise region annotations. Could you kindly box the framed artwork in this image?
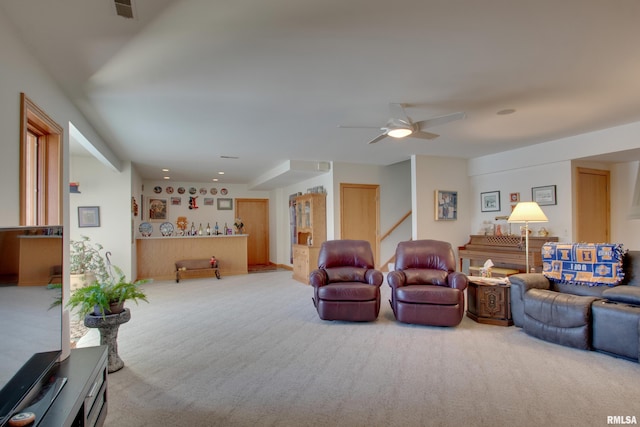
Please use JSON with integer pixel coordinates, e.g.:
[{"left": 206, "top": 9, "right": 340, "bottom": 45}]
[
  {"left": 217, "top": 198, "right": 233, "bottom": 210},
  {"left": 171, "top": 196, "right": 181, "bottom": 206},
  {"left": 435, "top": 190, "right": 457, "bottom": 221},
  {"left": 532, "top": 185, "right": 557, "bottom": 206},
  {"left": 148, "top": 197, "right": 168, "bottom": 221},
  {"left": 510, "top": 192, "right": 520, "bottom": 203},
  {"left": 481, "top": 191, "right": 501, "bottom": 212},
  {"left": 204, "top": 197, "right": 214, "bottom": 206},
  {"left": 78, "top": 206, "right": 100, "bottom": 227}
]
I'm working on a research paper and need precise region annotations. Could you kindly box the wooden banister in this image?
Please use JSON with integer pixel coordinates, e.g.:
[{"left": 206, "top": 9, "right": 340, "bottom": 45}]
[{"left": 380, "top": 210, "right": 411, "bottom": 242}]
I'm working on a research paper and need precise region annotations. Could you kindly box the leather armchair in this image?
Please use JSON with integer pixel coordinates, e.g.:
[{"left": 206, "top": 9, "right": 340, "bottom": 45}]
[
  {"left": 310, "top": 240, "right": 383, "bottom": 321},
  {"left": 387, "top": 240, "right": 468, "bottom": 326}
]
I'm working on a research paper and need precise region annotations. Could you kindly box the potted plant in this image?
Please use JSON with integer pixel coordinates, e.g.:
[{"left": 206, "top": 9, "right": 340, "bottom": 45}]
[
  {"left": 65, "top": 263, "right": 150, "bottom": 372},
  {"left": 70, "top": 236, "right": 109, "bottom": 290},
  {"left": 66, "top": 264, "right": 149, "bottom": 319}
]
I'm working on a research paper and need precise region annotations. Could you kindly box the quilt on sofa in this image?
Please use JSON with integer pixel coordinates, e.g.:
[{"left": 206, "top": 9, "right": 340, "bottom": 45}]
[{"left": 542, "top": 242, "right": 625, "bottom": 286}]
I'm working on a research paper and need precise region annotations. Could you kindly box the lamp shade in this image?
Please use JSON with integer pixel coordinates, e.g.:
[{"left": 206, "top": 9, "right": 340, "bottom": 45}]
[{"left": 508, "top": 202, "right": 548, "bottom": 223}]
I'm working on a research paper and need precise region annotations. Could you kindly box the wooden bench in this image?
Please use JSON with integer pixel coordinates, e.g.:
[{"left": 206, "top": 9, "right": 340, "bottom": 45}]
[{"left": 175, "top": 258, "right": 220, "bottom": 283}]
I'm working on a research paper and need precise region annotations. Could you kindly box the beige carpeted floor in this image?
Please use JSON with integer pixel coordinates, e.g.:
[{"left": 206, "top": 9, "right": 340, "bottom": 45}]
[{"left": 77, "top": 271, "right": 640, "bottom": 427}]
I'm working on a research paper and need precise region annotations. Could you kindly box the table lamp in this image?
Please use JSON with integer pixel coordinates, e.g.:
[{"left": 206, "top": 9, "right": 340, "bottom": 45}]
[{"left": 508, "top": 202, "right": 548, "bottom": 273}]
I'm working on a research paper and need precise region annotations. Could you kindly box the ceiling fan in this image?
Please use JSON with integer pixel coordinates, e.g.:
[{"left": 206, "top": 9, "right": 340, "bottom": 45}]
[{"left": 339, "top": 103, "right": 466, "bottom": 145}]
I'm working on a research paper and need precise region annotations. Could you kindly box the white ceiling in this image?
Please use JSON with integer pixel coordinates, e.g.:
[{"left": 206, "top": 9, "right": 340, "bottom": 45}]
[{"left": 3, "top": 0, "right": 640, "bottom": 188}]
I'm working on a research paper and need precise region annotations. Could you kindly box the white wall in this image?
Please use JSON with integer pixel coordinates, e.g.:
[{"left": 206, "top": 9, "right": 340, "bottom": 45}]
[
  {"left": 0, "top": 9, "right": 120, "bottom": 359},
  {"left": 412, "top": 155, "right": 471, "bottom": 254},
  {"left": 70, "top": 156, "right": 134, "bottom": 279},
  {"left": 469, "top": 160, "right": 573, "bottom": 241},
  {"left": 611, "top": 161, "right": 640, "bottom": 250},
  {"left": 469, "top": 121, "right": 640, "bottom": 249},
  {"left": 138, "top": 181, "right": 270, "bottom": 238}
]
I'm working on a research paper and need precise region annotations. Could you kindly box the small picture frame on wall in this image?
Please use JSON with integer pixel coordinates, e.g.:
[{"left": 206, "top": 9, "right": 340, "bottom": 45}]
[
  {"left": 532, "top": 185, "right": 557, "bottom": 206},
  {"left": 481, "top": 191, "right": 501, "bottom": 212},
  {"left": 78, "top": 206, "right": 100, "bottom": 227},
  {"left": 435, "top": 190, "right": 457, "bottom": 221},
  {"left": 217, "top": 198, "right": 233, "bottom": 210},
  {"left": 510, "top": 192, "right": 520, "bottom": 203}
]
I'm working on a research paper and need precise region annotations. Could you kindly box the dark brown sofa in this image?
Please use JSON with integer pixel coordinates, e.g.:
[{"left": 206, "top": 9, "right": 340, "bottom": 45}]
[
  {"left": 509, "top": 250, "right": 640, "bottom": 361},
  {"left": 310, "top": 240, "right": 383, "bottom": 322}
]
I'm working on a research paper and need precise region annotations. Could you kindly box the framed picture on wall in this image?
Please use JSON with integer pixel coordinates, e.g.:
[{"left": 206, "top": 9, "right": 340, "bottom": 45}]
[
  {"left": 480, "top": 191, "right": 501, "bottom": 212},
  {"left": 78, "top": 206, "right": 100, "bottom": 227},
  {"left": 147, "top": 197, "right": 168, "bottom": 221},
  {"left": 532, "top": 185, "right": 557, "bottom": 206},
  {"left": 217, "top": 198, "right": 233, "bottom": 210},
  {"left": 435, "top": 190, "right": 458, "bottom": 221}
]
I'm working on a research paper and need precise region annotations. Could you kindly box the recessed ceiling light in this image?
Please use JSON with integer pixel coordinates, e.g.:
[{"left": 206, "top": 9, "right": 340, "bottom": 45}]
[
  {"left": 163, "top": 176, "right": 170, "bottom": 180},
  {"left": 212, "top": 178, "right": 219, "bottom": 182},
  {"left": 497, "top": 108, "right": 516, "bottom": 115},
  {"left": 162, "top": 168, "right": 169, "bottom": 172},
  {"left": 218, "top": 171, "right": 225, "bottom": 175}
]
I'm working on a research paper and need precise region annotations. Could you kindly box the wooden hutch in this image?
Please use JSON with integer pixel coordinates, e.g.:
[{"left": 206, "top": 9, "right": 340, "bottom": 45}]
[{"left": 292, "top": 192, "right": 326, "bottom": 284}]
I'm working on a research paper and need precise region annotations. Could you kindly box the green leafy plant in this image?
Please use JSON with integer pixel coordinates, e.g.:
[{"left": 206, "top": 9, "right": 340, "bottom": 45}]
[
  {"left": 70, "top": 236, "right": 109, "bottom": 282},
  {"left": 66, "top": 264, "right": 150, "bottom": 319}
]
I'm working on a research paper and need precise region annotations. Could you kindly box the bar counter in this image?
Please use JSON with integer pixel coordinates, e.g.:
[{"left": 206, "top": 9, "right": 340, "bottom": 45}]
[{"left": 136, "top": 234, "right": 248, "bottom": 281}]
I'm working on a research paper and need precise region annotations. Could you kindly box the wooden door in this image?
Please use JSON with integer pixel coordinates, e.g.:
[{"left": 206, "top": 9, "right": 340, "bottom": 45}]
[
  {"left": 576, "top": 167, "right": 610, "bottom": 242},
  {"left": 340, "top": 183, "right": 380, "bottom": 266},
  {"left": 236, "top": 198, "right": 269, "bottom": 266}
]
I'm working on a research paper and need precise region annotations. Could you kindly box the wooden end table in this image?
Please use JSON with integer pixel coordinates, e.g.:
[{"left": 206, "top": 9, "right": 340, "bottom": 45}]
[{"left": 467, "top": 277, "right": 513, "bottom": 326}]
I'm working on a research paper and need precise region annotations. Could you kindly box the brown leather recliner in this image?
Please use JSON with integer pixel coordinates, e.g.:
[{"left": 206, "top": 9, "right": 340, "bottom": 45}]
[
  {"left": 388, "top": 240, "right": 468, "bottom": 326},
  {"left": 310, "top": 240, "right": 384, "bottom": 321}
]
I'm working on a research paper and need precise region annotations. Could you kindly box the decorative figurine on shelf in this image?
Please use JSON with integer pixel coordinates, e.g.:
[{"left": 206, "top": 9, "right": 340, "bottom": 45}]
[
  {"left": 189, "top": 196, "right": 199, "bottom": 210},
  {"left": 234, "top": 217, "right": 244, "bottom": 234},
  {"left": 176, "top": 216, "right": 188, "bottom": 236}
]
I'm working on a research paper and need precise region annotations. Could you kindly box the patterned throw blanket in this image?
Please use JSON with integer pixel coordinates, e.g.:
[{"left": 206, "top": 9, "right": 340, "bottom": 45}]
[{"left": 542, "top": 242, "right": 625, "bottom": 286}]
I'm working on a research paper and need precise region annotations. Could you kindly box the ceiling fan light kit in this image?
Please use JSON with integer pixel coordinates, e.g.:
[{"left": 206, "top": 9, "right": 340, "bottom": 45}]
[{"left": 387, "top": 128, "right": 413, "bottom": 138}]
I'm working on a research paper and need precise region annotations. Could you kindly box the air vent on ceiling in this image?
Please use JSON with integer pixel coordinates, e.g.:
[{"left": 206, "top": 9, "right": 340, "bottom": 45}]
[{"left": 114, "top": 0, "right": 135, "bottom": 19}]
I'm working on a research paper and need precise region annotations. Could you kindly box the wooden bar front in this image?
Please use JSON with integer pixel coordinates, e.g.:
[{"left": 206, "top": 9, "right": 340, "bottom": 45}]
[{"left": 136, "top": 235, "right": 248, "bottom": 281}]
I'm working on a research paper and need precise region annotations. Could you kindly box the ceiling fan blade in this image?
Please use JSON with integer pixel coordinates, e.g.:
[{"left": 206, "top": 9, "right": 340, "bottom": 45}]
[
  {"left": 389, "top": 103, "right": 411, "bottom": 122},
  {"left": 412, "top": 130, "right": 440, "bottom": 140},
  {"left": 367, "top": 133, "right": 389, "bottom": 144},
  {"left": 338, "top": 125, "right": 383, "bottom": 129},
  {"left": 416, "top": 111, "right": 466, "bottom": 130}
]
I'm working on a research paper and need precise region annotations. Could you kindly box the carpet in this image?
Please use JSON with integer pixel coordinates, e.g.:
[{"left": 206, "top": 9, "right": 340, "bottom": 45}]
[{"left": 77, "top": 272, "right": 640, "bottom": 427}]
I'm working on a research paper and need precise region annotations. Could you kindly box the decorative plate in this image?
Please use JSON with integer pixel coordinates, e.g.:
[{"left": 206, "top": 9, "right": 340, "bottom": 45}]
[
  {"left": 210, "top": 188, "right": 218, "bottom": 195},
  {"left": 166, "top": 186, "right": 174, "bottom": 194},
  {"left": 159, "top": 222, "right": 174, "bottom": 236},
  {"left": 189, "top": 187, "right": 197, "bottom": 195},
  {"left": 139, "top": 222, "right": 153, "bottom": 237},
  {"left": 153, "top": 186, "right": 162, "bottom": 194},
  {"left": 220, "top": 188, "right": 228, "bottom": 195},
  {"left": 199, "top": 187, "right": 207, "bottom": 195}
]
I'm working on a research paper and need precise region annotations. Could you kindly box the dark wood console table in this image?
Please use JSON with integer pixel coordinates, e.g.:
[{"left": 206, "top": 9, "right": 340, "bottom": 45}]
[
  {"left": 459, "top": 234, "right": 558, "bottom": 274},
  {"left": 39, "top": 346, "right": 108, "bottom": 427}
]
